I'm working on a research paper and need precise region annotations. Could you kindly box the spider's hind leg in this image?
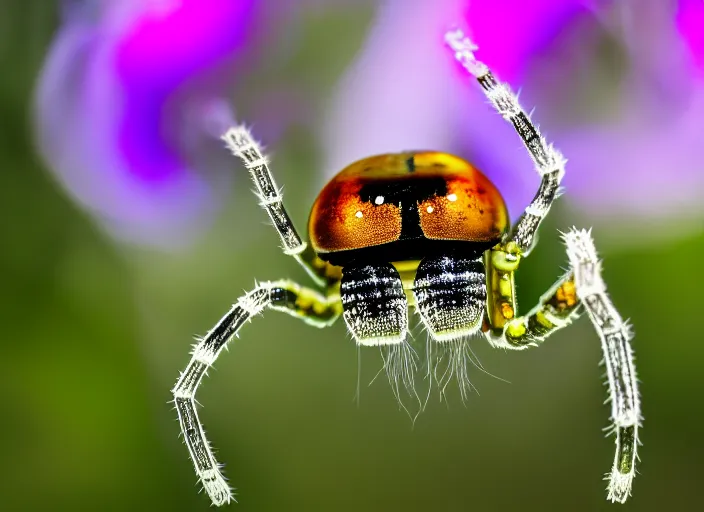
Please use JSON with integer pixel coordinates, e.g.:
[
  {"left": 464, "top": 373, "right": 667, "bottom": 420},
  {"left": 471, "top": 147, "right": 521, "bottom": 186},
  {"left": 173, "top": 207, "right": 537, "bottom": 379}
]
[
  {"left": 564, "top": 228, "right": 640, "bottom": 503},
  {"left": 484, "top": 228, "right": 640, "bottom": 503}
]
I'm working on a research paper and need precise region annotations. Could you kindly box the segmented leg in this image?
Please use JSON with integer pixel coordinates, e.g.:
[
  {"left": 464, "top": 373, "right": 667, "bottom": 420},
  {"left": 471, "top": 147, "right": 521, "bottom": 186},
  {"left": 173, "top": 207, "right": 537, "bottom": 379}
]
[
  {"left": 222, "top": 127, "right": 340, "bottom": 286},
  {"left": 445, "top": 29, "right": 567, "bottom": 255},
  {"left": 485, "top": 228, "right": 640, "bottom": 503},
  {"left": 564, "top": 228, "right": 640, "bottom": 503},
  {"left": 172, "top": 280, "right": 341, "bottom": 506},
  {"left": 485, "top": 271, "right": 580, "bottom": 350}
]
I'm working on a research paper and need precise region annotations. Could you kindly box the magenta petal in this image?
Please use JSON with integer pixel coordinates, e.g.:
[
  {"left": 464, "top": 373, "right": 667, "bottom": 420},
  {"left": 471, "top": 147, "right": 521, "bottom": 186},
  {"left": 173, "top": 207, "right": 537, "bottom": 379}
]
[
  {"left": 561, "top": 90, "right": 704, "bottom": 223},
  {"left": 465, "top": 0, "right": 593, "bottom": 82},
  {"left": 677, "top": 0, "right": 704, "bottom": 72},
  {"left": 549, "top": 0, "right": 704, "bottom": 229},
  {"left": 35, "top": 0, "right": 255, "bottom": 247},
  {"left": 116, "top": 1, "right": 253, "bottom": 90}
]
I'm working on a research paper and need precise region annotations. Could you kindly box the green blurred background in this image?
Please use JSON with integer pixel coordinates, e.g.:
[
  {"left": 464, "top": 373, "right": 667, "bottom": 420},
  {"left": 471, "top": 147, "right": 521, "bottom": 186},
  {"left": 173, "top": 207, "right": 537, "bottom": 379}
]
[{"left": 2, "top": 2, "right": 704, "bottom": 511}]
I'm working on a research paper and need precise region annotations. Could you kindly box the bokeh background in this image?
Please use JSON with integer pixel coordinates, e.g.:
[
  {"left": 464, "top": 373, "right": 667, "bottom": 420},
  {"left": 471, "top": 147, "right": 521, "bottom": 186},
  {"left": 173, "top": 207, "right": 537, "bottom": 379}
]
[{"left": 2, "top": 1, "right": 704, "bottom": 511}]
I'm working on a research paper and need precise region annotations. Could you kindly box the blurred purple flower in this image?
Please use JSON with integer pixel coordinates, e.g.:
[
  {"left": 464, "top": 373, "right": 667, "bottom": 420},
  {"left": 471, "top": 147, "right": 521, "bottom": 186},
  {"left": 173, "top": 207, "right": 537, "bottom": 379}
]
[
  {"left": 35, "top": 0, "right": 256, "bottom": 247},
  {"left": 558, "top": 0, "right": 704, "bottom": 234},
  {"left": 677, "top": 0, "right": 704, "bottom": 73},
  {"left": 323, "top": 0, "right": 704, "bottom": 241}
]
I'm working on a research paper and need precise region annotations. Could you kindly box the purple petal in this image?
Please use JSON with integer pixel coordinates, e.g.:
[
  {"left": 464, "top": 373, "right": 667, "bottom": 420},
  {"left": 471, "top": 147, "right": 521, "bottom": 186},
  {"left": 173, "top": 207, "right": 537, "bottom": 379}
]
[
  {"left": 464, "top": 0, "right": 594, "bottom": 82},
  {"left": 323, "top": 0, "right": 590, "bottom": 220},
  {"left": 555, "top": 1, "right": 704, "bottom": 231},
  {"left": 35, "top": 0, "right": 255, "bottom": 247},
  {"left": 677, "top": 0, "right": 704, "bottom": 73},
  {"left": 322, "top": 0, "right": 468, "bottom": 174}
]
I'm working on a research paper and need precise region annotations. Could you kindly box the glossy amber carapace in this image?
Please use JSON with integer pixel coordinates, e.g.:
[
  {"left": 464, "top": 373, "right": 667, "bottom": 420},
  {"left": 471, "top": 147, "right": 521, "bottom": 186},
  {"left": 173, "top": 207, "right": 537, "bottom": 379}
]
[{"left": 308, "top": 152, "right": 509, "bottom": 255}]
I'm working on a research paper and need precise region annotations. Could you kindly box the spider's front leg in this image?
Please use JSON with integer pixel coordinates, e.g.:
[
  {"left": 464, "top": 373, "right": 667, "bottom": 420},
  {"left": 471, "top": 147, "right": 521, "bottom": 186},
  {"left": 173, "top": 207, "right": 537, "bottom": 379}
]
[
  {"left": 446, "top": 28, "right": 569, "bottom": 332},
  {"left": 446, "top": 29, "right": 566, "bottom": 256},
  {"left": 222, "top": 127, "right": 341, "bottom": 286},
  {"left": 172, "top": 280, "right": 341, "bottom": 506},
  {"left": 485, "top": 228, "right": 641, "bottom": 503}
]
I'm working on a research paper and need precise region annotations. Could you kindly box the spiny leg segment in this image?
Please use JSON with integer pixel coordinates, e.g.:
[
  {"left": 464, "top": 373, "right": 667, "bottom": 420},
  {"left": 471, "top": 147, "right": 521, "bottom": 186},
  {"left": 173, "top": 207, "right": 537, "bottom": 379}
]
[
  {"left": 222, "top": 127, "right": 340, "bottom": 286},
  {"left": 564, "top": 229, "right": 640, "bottom": 503},
  {"left": 172, "top": 280, "right": 341, "bottom": 506},
  {"left": 490, "top": 271, "right": 580, "bottom": 350},
  {"left": 484, "top": 228, "right": 640, "bottom": 502},
  {"left": 445, "top": 29, "right": 566, "bottom": 256},
  {"left": 445, "top": 29, "right": 569, "bottom": 335}
]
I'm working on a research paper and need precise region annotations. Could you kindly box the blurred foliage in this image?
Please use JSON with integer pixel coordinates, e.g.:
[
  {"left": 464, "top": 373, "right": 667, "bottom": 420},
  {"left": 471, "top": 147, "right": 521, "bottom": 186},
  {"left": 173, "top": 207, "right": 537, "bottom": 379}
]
[{"left": 1, "top": 1, "right": 704, "bottom": 511}]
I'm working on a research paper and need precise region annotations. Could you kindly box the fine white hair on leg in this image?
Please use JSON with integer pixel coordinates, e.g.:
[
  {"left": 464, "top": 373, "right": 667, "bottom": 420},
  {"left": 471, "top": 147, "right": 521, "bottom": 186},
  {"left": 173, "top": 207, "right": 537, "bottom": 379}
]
[
  {"left": 221, "top": 126, "right": 308, "bottom": 258},
  {"left": 443, "top": 29, "right": 488, "bottom": 77},
  {"left": 172, "top": 280, "right": 342, "bottom": 506},
  {"left": 563, "top": 227, "right": 641, "bottom": 503},
  {"left": 172, "top": 286, "right": 271, "bottom": 506},
  {"left": 444, "top": 29, "right": 566, "bottom": 179},
  {"left": 222, "top": 125, "right": 336, "bottom": 287},
  {"left": 445, "top": 29, "right": 566, "bottom": 255}
]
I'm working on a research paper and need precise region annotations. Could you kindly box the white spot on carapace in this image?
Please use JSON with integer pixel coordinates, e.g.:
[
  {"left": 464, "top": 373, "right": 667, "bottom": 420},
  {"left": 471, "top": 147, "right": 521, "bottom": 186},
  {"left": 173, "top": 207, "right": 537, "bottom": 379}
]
[
  {"left": 447, "top": 193, "right": 458, "bottom": 202},
  {"left": 426, "top": 205, "right": 434, "bottom": 213},
  {"left": 355, "top": 211, "right": 363, "bottom": 218},
  {"left": 374, "top": 195, "right": 384, "bottom": 205}
]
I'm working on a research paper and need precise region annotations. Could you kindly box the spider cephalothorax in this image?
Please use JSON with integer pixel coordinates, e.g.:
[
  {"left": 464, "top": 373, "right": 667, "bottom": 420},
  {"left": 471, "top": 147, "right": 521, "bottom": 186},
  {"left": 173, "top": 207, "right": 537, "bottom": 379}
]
[{"left": 172, "top": 29, "right": 641, "bottom": 507}]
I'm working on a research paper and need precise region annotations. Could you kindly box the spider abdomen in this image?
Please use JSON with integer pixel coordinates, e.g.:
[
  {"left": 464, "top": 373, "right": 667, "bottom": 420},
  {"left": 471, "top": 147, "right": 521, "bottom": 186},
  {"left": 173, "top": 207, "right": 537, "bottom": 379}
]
[{"left": 308, "top": 152, "right": 509, "bottom": 266}]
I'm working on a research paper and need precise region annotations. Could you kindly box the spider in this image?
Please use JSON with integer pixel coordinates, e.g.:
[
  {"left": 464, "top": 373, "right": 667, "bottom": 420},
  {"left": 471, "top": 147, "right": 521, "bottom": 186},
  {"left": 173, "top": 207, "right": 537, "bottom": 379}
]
[{"left": 172, "top": 29, "right": 641, "bottom": 507}]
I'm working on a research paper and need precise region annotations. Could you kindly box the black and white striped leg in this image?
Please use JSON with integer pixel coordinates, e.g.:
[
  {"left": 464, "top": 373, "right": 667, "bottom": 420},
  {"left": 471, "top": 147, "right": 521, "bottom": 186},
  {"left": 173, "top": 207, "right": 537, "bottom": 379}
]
[
  {"left": 563, "top": 228, "right": 640, "bottom": 503},
  {"left": 172, "top": 280, "right": 341, "bottom": 506},
  {"left": 222, "top": 127, "right": 335, "bottom": 286},
  {"left": 484, "top": 228, "right": 641, "bottom": 503},
  {"left": 445, "top": 30, "right": 567, "bottom": 255}
]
